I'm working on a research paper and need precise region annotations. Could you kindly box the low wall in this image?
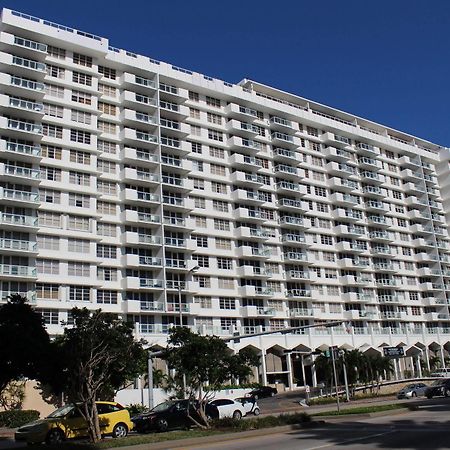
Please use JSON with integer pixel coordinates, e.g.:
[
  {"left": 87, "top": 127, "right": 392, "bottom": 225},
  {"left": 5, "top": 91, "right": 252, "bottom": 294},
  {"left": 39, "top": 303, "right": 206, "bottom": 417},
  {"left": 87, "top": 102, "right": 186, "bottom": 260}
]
[{"left": 115, "top": 387, "right": 253, "bottom": 408}]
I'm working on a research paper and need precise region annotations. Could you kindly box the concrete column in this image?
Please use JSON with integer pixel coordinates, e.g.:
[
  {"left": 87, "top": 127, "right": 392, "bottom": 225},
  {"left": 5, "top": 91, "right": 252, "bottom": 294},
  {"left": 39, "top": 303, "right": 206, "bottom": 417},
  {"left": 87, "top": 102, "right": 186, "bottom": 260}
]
[
  {"left": 286, "top": 353, "right": 293, "bottom": 390},
  {"left": 393, "top": 358, "right": 399, "bottom": 380},
  {"left": 425, "top": 347, "right": 431, "bottom": 372},
  {"left": 260, "top": 350, "right": 267, "bottom": 386},
  {"left": 417, "top": 355, "right": 422, "bottom": 378},
  {"left": 410, "top": 356, "right": 415, "bottom": 378},
  {"left": 300, "top": 354, "right": 307, "bottom": 386},
  {"left": 440, "top": 345, "right": 446, "bottom": 368},
  {"left": 311, "top": 354, "right": 318, "bottom": 387}
]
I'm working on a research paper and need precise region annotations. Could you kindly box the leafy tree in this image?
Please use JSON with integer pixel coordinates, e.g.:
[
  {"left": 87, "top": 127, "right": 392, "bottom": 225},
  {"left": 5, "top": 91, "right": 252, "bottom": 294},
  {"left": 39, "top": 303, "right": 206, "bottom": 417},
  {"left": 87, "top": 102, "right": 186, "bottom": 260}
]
[
  {"left": 0, "top": 380, "right": 26, "bottom": 410},
  {"left": 42, "top": 308, "right": 147, "bottom": 443},
  {"left": 162, "top": 327, "right": 259, "bottom": 428},
  {"left": 0, "top": 295, "right": 50, "bottom": 395}
]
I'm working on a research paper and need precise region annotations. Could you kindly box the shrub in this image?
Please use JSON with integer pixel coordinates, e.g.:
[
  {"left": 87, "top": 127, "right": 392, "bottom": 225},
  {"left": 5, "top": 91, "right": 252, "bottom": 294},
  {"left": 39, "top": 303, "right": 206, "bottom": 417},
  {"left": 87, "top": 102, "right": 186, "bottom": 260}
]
[
  {"left": 126, "top": 403, "right": 147, "bottom": 416},
  {"left": 213, "top": 412, "right": 310, "bottom": 431},
  {"left": 0, "top": 409, "right": 40, "bottom": 428}
]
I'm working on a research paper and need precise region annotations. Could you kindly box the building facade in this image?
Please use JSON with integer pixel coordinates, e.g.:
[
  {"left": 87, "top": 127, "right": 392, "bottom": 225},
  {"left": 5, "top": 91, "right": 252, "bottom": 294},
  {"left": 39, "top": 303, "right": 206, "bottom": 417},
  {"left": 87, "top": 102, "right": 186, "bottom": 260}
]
[{"left": 1, "top": 8, "right": 450, "bottom": 388}]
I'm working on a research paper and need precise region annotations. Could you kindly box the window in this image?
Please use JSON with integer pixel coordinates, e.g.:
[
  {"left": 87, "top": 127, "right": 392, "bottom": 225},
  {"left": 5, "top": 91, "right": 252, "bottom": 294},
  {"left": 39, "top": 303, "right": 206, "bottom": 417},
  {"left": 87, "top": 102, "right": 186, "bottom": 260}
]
[
  {"left": 192, "top": 196, "right": 205, "bottom": 209},
  {"left": 69, "top": 171, "right": 90, "bottom": 186},
  {"left": 98, "top": 83, "right": 116, "bottom": 97},
  {"left": 192, "top": 178, "right": 205, "bottom": 190},
  {"left": 46, "top": 64, "right": 65, "bottom": 78},
  {"left": 193, "top": 216, "right": 207, "bottom": 228},
  {"left": 98, "top": 65, "right": 116, "bottom": 79},
  {"left": 97, "top": 267, "right": 118, "bottom": 281},
  {"left": 97, "top": 290, "right": 118, "bottom": 304},
  {"left": 72, "top": 90, "right": 92, "bottom": 105},
  {"left": 218, "top": 278, "right": 234, "bottom": 289},
  {"left": 72, "top": 71, "right": 92, "bottom": 86},
  {"left": 208, "top": 129, "right": 223, "bottom": 141},
  {"left": 73, "top": 52, "right": 92, "bottom": 67},
  {"left": 42, "top": 123, "right": 63, "bottom": 138},
  {"left": 97, "top": 244, "right": 117, "bottom": 258},
  {"left": 190, "top": 108, "right": 200, "bottom": 119},
  {"left": 320, "top": 235, "right": 333, "bottom": 245},
  {"left": 209, "top": 146, "right": 225, "bottom": 158},
  {"left": 37, "top": 235, "right": 59, "bottom": 250},
  {"left": 210, "top": 164, "right": 226, "bottom": 176},
  {"left": 194, "top": 276, "right": 211, "bottom": 288},
  {"left": 189, "top": 91, "right": 199, "bottom": 101},
  {"left": 219, "top": 297, "right": 236, "bottom": 309},
  {"left": 68, "top": 262, "right": 90, "bottom": 277},
  {"left": 97, "top": 160, "right": 117, "bottom": 174},
  {"left": 211, "top": 182, "right": 227, "bottom": 194},
  {"left": 47, "top": 45, "right": 65, "bottom": 59},
  {"left": 68, "top": 238, "right": 90, "bottom": 253},
  {"left": 216, "top": 238, "right": 232, "bottom": 250},
  {"left": 193, "top": 254, "right": 209, "bottom": 268},
  {"left": 191, "top": 142, "right": 202, "bottom": 153},
  {"left": 68, "top": 215, "right": 90, "bottom": 231},
  {"left": 385, "top": 150, "right": 395, "bottom": 159},
  {"left": 192, "top": 160, "right": 204, "bottom": 172},
  {"left": 98, "top": 121, "right": 117, "bottom": 134},
  {"left": 98, "top": 140, "right": 117, "bottom": 154},
  {"left": 220, "top": 318, "right": 237, "bottom": 331},
  {"left": 97, "top": 222, "right": 116, "bottom": 236},
  {"left": 194, "top": 235, "right": 208, "bottom": 247},
  {"left": 97, "top": 201, "right": 116, "bottom": 215},
  {"left": 213, "top": 200, "right": 229, "bottom": 212},
  {"left": 70, "top": 150, "right": 91, "bottom": 164},
  {"left": 214, "top": 219, "right": 230, "bottom": 231},
  {"left": 217, "top": 257, "right": 232, "bottom": 270},
  {"left": 36, "top": 259, "right": 59, "bottom": 275},
  {"left": 39, "top": 309, "right": 59, "bottom": 325},
  {"left": 43, "top": 103, "right": 63, "bottom": 118},
  {"left": 41, "top": 145, "right": 62, "bottom": 159},
  {"left": 315, "top": 186, "right": 327, "bottom": 197},
  {"left": 194, "top": 296, "right": 211, "bottom": 308},
  {"left": 36, "top": 284, "right": 59, "bottom": 300},
  {"left": 69, "top": 286, "right": 90, "bottom": 302},
  {"left": 207, "top": 112, "right": 222, "bottom": 125},
  {"left": 38, "top": 211, "right": 61, "bottom": 228},
  {"left": 98, "top": 102, "right": 117, "bottom": 116},
  {"left": 40, "top": 166, "right": 61, "bottom": 181},
  {"left": 190, "top": 125, "right": 201, "bottom": 136},
  {"left": 392, "top": 190, "right": 402, "bottom": 200},
  {"left": 44, "top": 83, "right": 64, "bottom": 98},
  {"left": 316, "top": 202, "right": 329, "bottom": 213},
  {"left": 71, "top": 109, "right": 91, "bottom": 124},
  {"left": 70, "top": 129, "right": 91, "bottom": 144},
  {"left": 69, "top": 193, "right": 90, "bottom": 208},
  {"left": 36, "top": 189, "right": 59, "bottom": 207},
  {"left": 206, "top": 96, "right": 221, "bottom": 107}
]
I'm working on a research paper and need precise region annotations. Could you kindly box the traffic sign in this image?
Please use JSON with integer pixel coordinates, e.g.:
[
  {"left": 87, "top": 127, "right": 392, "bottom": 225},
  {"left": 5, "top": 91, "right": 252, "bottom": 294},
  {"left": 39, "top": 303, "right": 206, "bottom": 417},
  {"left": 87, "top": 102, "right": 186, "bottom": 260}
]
[{"left": 383, "top": 346, "right": 404, "bottom": 358}]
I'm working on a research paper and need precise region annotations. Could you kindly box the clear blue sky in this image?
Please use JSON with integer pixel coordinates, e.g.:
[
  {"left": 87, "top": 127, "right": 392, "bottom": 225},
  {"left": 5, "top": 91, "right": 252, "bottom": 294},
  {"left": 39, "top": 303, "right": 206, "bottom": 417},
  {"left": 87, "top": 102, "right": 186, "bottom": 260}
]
[{"left": 3, "top": 0, "right": 450, "bottom": 145}]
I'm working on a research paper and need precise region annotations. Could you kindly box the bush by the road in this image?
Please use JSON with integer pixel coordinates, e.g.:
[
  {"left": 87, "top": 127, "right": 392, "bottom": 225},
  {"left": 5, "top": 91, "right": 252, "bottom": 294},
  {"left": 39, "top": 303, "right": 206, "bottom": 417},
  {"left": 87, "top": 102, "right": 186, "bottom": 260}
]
[
  {"left": 213, "top": 412, "right": 311, "bottom": 431},
  {"left": 0, "top": 409, "right": 40, "bottom": 428}
]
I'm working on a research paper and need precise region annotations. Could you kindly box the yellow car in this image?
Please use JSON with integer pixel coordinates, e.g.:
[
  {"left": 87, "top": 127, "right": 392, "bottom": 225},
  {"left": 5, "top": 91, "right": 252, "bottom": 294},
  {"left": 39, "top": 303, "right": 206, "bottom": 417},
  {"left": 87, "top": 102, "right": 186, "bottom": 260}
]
[{"left": 15, "top": 401, "right": 133, "bottom": 444}]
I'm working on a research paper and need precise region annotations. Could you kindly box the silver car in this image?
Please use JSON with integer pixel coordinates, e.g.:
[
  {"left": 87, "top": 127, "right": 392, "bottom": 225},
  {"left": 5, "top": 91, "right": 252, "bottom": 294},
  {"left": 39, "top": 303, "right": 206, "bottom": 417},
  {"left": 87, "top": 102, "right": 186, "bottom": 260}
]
[{"left": 397, "top": 383, "right": 427, "bottom": 399}]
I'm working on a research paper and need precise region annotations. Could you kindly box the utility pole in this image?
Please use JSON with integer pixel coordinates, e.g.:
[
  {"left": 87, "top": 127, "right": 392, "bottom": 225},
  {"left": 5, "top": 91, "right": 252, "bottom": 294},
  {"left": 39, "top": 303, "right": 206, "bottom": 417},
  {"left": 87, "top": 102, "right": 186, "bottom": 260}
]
[
  {"left": 330, "top": 346, "right": 340, "bottom": 413},
  {"left": 147, "top": 352, "right": 155, "bottom": 410},
  {"left": 341, "top": 351, "right": 350, "bottom": 402}
]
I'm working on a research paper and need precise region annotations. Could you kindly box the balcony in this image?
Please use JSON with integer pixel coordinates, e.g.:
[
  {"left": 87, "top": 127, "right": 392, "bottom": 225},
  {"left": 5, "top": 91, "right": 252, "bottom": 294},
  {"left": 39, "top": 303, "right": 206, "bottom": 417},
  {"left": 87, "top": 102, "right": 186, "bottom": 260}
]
[
  {"left": 227, "top": 136, "right": 263, "bottom": 152},
  {"left": 237, "top": 265, "right": 272, "bottom": 278},
  {"left": 286, "top": 289, "right": 312, "bottom": 298},
  {"left": 0, "top": 188, "right": 39, "bottom": 205},
  {"left": 365, "top": 200, "right": 387, "bottom": 212},
  {"left": 373, "top": 262, "right": 395, "bottom": 271},
  {"left": 7, "top": 96, "right": 44, "bottom": 116},
  {"left": 331, "top": 208, "right": 364, "bottom": 222},
  {"left": 0, "top": 264, "right": 36, "bottom": 279},
  {"left": 271, "top": 131, "right": 299, "bottom": 148},
  {"left": 121, "top": 128, "right": 158, "bottom": 146},
  {"left": 369, "top": 230, "right": 391, "bottom": 241},
  {"left": 328, "top": 177, "right": 359, "bottom": 192},
  {"left": 272, "top": 147, "right": 299, "bottom": 163},
  {"left": 375, "top": 278, "right": 396, "bottom": 287},
  {"left": 285, "top": 270, "right": 310, "bottom": 280},
  {"left": 336, "top": 241, "right": 367, "bottom": 252},
  {"left": 401, "top": 168, "right": 422, "bottom": 181},
  {"left": 281, "top": 233, "right": 307, "bottom": 245},
  {"left": 283, "top": 251, "right": 308, "bottom": 262},
  {"left": 377, "top": 295, "right": 400, "bottom": 303},
  {"left": 270, "top": 116, "right": 293, "bottom": 129},
  {"left": 0, "top": 164, "right": 40, "bottom": 183},
  {"left": 122, "top": 189, "right": 160, "bottom": 205},
  {"left": 122, "top": 210, "right": 160, "bottom": 226},
  {"left": 0, "top": 238, "right": 37, "bottom": 253},
  {"left": 121, "top": 231, "right": 162, "bottom": 247},
  {"left": 0, "top": 212, "right": 37, "bottom": 228},
  {"left": 399, "top": 155, "right": 421, "bottom": 168},
  {"left": 1, "top": 117, "right": 42, "bottom": 136},
  {"left": 360, "top": 171, "right": 384, "bottom": 184},
  {"left": 356, "top": 142, "right": 379, "bottom": 156},
  {"left": 274, "top": 164, "right": 302, "bottom": 179},
  {"left": 333, "top": 225, "right": 365, "bottom": 236},
  {"left": 231, "top": 171, "right": 264, "bottom": 187},
  {"left": 234, "top": 226, "right": 270, "bottom": 240},
  {"left": 327, "top": 162, "right": 358, "bottom": 177},
  {"left": 276, "top": 181, "right": 306, "bottom": 195},
  {"left": 323, "top": 146, "right": 353, "bottom": 161},
  {"left": 277, "top": 198, "right": 305, "bottom": 211},
  {"left": 330, "top": 192, "right": 360, "bottom": 206},
  {"left": 289, "top": 308, "right": 314, "bottom": 317},
  {"left": 358, "top": 156, "right": 381, "bottom": 170},
  {"left": 280, "top": 215, "right": 305, "bottom": 228},
  {"left": 236, "top": 246, "right": 271, "bottom": 259},
  {"left": 0, "top": 139, "right": 40, "bottom": 158}
]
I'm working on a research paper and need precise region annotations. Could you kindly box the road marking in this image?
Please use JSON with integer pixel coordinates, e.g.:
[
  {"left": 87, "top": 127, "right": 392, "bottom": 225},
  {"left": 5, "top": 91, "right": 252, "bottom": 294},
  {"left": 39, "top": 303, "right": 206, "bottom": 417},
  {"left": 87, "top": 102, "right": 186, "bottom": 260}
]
[{"left": 304, "top": 430, "right": 395, "bottom": 449}]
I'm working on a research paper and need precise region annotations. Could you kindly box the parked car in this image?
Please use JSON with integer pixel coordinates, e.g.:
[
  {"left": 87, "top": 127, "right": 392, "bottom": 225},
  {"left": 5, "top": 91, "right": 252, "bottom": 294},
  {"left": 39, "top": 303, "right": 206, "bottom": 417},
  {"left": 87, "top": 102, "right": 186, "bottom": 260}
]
[
  {"left": 397, "top": 383, "right": 428, "bottom": 399},
  {"left": 425, "top": 378, "right": 450, "bottom": 398},
  {"left": 15, "top": 402, "right": 132, "bottom": 445},
  {"left": 246, "top": 386, "right": 278, "bottom": 399},
  {"left": 234, "top": 397, "right": 260, "bottom": 416},
  {"left": 430, "top": 368, "right": 450, "bottom": 377},
  {"left": 208, "top": 399, "right": 247, "bottom": 419},
  {"left": 132, "top": 400, "right": 218, "bottom": 433}
]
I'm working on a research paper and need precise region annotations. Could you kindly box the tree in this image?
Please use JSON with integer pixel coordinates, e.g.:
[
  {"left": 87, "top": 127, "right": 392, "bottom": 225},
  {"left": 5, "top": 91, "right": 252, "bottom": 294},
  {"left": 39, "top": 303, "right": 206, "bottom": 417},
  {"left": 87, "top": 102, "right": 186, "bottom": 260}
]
[
  {"left": 162, "top": 327, "right": 259, "bottom": 428},
  {"left": 0, "top": 294, "right": 50, "bottom": 395},
  {"left": 0, "top": 380, "right": 26, "bottom": 410},
  {"left": 43, "top": 308, "right": 147, "bottom": 443}
]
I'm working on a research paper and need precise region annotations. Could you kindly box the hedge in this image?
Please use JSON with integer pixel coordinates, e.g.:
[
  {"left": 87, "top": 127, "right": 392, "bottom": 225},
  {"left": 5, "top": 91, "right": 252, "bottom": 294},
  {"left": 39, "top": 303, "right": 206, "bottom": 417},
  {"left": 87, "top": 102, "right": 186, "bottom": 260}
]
[{"left": 0, "top": 409, "right": 40, "bottom": 428}]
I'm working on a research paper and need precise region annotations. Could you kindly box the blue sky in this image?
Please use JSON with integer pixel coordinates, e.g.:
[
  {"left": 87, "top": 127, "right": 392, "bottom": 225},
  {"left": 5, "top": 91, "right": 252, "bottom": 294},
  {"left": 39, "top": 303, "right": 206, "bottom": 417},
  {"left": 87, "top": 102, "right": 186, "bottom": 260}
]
[{"left": 3, "top": 0, "right": 450, "bottom": 145}]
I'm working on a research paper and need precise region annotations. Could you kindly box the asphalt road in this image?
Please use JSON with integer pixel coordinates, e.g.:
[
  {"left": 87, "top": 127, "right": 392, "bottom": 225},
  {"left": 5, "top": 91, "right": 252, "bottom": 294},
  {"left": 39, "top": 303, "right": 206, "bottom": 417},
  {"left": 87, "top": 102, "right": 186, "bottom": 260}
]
[{"left": 182, "top": 398, "right": 450, "bottom": 450}]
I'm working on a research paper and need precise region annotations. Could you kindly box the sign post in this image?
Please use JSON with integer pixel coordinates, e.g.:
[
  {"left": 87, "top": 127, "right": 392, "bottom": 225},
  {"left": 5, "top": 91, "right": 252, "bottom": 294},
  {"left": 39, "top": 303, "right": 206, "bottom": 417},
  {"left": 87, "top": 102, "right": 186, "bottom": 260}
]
[{"left": 330, "top": 345, "right": 340, "bottom": 413}]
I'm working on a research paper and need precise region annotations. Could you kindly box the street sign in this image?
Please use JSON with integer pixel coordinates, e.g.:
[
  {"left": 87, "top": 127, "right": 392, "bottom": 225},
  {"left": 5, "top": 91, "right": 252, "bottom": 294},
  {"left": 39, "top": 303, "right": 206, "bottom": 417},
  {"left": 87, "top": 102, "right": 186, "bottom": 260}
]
[{"left": 383, "top": 346, "right": 404, "bottom": 358}]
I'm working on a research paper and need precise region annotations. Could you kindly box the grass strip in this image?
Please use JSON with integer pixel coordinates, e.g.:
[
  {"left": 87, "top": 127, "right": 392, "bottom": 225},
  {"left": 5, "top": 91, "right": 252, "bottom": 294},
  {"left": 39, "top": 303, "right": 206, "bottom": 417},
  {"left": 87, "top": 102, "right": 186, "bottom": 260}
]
[{"left": 312, "top": 403, "right": 408, "bottom": 416}]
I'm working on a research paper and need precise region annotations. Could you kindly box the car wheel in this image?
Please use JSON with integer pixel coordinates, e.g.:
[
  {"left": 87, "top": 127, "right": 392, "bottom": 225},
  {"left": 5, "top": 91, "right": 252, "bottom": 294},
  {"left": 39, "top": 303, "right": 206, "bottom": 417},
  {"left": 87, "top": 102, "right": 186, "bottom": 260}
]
[
  {"left": 426, "top": 393, "right": 433, "bottom": 399},
  {"left": 232, "top": 410, "right": 242, "bottom": 420},
  {"left": 253, "top": 408, "right": 260, "bottom": 416},
  {"left": 112, "top": 423, "right": 128, "bottom": 438},
  {"left": 411, "top": 391, "right": 417, "bottom": 398},
  {"left": 445, "top": 389, "right": 450, "bottom": 397},
  {"left": 45, "top": 429, "right": 65, "bottom": 445},
  {"left": 270, "top": 392, "right": 275, "bottom": 397},
  {"left": 156, "top": 418, "right": 169, "bottom": 432},
  {"left": 253, "top": 394, "right": 259, "bottom": 400}
]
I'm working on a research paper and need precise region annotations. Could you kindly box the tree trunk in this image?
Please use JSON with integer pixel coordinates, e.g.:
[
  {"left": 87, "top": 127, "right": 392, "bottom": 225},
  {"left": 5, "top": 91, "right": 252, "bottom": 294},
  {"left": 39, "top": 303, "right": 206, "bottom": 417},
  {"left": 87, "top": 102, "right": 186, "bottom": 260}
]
[{"left": 83, "top": 399, "right": 101, "bottom": 443}]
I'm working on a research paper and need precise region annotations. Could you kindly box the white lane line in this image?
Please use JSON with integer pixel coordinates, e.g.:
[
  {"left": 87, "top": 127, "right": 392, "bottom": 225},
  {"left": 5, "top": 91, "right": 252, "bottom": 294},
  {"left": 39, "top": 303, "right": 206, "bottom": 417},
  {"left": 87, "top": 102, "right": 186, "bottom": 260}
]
[{"left": 305, "top": 430, "right": 395, "bottom": 450}]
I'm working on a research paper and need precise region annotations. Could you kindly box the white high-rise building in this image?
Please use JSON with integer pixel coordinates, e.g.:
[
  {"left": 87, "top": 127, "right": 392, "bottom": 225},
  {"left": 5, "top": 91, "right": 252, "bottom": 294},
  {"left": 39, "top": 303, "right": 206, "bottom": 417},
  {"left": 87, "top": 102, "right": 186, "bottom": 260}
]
[{"left": 1, "top": 8, "right": 450, "bottom": 387}]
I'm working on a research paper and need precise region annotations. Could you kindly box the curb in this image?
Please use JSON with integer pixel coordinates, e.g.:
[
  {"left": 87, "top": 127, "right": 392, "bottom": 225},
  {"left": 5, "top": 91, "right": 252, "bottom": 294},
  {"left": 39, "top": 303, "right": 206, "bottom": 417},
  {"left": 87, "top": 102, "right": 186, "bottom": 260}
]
[{"left": 312, "top": 407, "right": 411, "bottom": 421}]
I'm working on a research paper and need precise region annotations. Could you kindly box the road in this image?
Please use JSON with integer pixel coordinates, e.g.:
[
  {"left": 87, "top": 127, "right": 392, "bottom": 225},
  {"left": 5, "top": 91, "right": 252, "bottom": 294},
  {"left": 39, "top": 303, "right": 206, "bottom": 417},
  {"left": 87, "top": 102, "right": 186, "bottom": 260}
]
[{"left": 182, "top": 398, "right": 450, "bottom": 450}]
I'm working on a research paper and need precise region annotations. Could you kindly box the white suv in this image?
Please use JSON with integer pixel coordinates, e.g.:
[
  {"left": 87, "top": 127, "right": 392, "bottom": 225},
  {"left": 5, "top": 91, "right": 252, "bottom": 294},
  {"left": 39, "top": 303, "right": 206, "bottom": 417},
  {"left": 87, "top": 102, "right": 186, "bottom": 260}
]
[{"left": 209, "top": 399, "right": 247, "bottom": 419}]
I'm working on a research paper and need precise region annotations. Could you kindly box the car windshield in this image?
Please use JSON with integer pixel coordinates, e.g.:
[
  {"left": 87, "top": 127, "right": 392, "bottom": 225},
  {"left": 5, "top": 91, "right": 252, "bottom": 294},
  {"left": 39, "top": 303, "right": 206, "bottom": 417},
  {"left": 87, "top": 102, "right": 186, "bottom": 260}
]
[
  {"left": 150, "top": 401, "right": 175, "bottom": 412},
  {"left": 47, "top": 405, "right": 74, "bottom": 418},
  {"left": 431, "top": 380, "right": 444, "bottom": 386},
  {"left": 405, "top": 385, "right": 415, "bottom": 389}
]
